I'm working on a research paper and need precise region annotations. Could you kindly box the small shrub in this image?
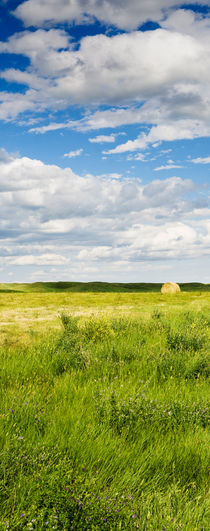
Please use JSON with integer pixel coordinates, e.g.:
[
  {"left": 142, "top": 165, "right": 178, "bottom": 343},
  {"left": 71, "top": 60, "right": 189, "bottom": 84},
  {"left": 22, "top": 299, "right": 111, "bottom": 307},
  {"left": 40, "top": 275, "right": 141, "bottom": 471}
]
[
  {"left": 52, "top": 314, "right": 89, "bottom": 372},
  {"left": 156, "top": 353, "right": 185, "bottom": 380},
  {"left": 82, "top": 315, "right": 114, "bottom": 343},
  {"left": 149, "top": 309, "right": 167, "bottom": 333},
  {"left": 60, "top": 313, "right": 80, "bottom": 337},
  {"left": 166, "top": 328, "right": 206, "bottom": 352},
  {"left": 185, "top": 357, "right": 210, "bottom": 379}
]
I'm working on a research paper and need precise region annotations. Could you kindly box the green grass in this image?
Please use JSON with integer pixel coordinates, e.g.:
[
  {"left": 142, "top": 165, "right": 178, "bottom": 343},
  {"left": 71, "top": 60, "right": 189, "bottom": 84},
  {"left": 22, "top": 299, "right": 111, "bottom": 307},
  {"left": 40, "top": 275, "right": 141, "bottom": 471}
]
[{"left": 0, "top": 292, "right": 209, "bottom": 530}]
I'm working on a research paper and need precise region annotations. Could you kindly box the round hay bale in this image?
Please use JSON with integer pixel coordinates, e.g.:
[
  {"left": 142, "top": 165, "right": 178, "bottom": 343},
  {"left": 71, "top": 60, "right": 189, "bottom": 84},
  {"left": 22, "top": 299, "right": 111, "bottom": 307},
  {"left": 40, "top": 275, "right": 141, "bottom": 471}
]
[{"left": 161, "top": 282, "right": 181, "bottom": 294}]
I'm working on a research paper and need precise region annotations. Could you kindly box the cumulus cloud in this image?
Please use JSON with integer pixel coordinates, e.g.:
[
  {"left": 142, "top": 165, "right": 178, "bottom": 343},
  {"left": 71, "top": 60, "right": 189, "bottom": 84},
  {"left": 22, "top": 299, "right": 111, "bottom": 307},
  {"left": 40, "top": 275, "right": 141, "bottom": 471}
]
[
  {"left": 0, "top": 149, "right": 209, "bottom": 280},
  {"left": 1, "top": 17, "right": 210, "bottom": 131},
  {"left": 6, "top": 27, "right": 204, "bottom": 104},
  {"left": 0, "top": 28, "right": 69, "bottom": 59},
  {"left": 14, "top": 0, "right": 210, "bottom": 30}
]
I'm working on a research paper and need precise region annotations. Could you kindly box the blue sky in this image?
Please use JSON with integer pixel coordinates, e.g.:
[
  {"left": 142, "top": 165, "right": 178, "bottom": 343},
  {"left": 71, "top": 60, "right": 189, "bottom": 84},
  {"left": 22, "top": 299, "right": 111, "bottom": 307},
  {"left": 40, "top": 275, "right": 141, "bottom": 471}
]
[{"left": 0, "top": 0, "right": 209, "bottom": 283}]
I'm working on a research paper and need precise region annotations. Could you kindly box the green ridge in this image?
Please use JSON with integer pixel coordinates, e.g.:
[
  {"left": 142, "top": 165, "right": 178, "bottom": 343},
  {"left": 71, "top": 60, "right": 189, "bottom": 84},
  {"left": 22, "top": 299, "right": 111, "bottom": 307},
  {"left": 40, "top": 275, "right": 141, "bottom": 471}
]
[{"left": 0, "top": 281, "right": 209, "bottom": 293}]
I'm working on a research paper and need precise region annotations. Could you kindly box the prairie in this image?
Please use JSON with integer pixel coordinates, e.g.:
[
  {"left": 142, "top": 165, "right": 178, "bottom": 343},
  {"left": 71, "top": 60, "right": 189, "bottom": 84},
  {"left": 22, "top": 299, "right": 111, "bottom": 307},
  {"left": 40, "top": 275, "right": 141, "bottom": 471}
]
[{"left": 0, "top": 285, "right": 209, "bottom": 530}]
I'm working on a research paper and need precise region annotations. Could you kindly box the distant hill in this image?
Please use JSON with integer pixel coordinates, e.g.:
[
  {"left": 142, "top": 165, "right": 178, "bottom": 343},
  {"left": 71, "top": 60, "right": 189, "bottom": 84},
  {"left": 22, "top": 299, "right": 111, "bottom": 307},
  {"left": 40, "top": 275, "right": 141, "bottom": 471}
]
[{"left": 0, "top": 281, "right": 209, "bottom": 293}]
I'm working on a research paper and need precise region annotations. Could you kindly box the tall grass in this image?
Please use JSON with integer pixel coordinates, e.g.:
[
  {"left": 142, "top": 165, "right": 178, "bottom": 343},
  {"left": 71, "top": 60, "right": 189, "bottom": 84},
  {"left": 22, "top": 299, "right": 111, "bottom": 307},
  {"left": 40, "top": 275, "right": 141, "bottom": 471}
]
[{"left": 0, "top": 307, "right": 209, "bottom": 530}]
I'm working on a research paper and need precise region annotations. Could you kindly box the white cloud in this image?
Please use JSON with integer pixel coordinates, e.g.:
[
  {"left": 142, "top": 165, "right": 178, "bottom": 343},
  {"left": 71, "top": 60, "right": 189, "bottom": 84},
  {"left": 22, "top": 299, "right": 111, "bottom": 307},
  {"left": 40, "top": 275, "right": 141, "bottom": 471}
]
[
  {"left": 0, "top": 147, "right": 14, "bottom": 163},
  {"left": 97, "top": 173, "right": 122, "bottom": 180},
  {"left": 191, "top": 157, "right": 210, "bottom": 164},
  {"left": 106, "top": 121, "right": 210, "bottom": 154},
  {"left": 89, "top": 134, "right": 117, "bottom": 143},
  {"left": 0, "top": 29, "right": 69, "bottom": 59},
  {"left": 64, "top": 149, "right": 83, "bottom": 158},
  {"left": 0, "top": 90, "right": 39, "bottom": 121},
  {"left": 127, "top": 153, "right": 147, "bottom": 161},
  {"left": 14, "top": 0, "right": 210, "bottom": 30},
  {"left": 155, "top": 164, "right": 183, "bottom": 171},
  {"left": 162, "top": 8, "right": 210, "bottom": 36},
  {"left": 29, "top": 108, "right": 152, "bottom": 133},
  {"left": 30, "top": 122, "right": 71, "bottom": 134},
  {"left": 9, "top": 254, "right": 69, "bottom": 266}
]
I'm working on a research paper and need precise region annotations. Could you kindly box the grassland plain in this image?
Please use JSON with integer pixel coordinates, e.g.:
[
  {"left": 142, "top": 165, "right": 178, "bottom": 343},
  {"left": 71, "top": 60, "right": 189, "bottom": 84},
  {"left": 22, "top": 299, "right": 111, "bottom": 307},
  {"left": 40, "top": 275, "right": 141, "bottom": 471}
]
[{"left": 0, "top": 285, "right": 209, "bottom": 530}]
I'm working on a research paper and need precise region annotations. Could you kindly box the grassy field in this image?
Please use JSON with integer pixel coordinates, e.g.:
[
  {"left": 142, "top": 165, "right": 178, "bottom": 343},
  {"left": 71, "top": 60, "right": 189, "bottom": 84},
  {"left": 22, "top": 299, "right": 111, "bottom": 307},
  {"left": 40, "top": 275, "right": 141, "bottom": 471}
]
[{"left": 0, "top": 286, "right": 209, "bottom": 530}]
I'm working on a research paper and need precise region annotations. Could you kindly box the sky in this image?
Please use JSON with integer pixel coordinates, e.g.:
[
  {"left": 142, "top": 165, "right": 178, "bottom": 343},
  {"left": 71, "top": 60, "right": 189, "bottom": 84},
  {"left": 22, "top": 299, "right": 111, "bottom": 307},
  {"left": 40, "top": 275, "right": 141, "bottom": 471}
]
[{"left": 0, "top": 0, "right": 209, "bottom": 284}]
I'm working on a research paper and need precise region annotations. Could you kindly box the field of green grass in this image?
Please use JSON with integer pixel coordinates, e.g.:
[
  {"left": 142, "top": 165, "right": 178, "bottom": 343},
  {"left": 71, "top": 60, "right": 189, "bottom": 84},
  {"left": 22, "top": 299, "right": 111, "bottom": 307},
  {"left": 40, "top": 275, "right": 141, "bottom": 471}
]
[{"left": 0, "top": 286, "right": 209, "bottom": 530}]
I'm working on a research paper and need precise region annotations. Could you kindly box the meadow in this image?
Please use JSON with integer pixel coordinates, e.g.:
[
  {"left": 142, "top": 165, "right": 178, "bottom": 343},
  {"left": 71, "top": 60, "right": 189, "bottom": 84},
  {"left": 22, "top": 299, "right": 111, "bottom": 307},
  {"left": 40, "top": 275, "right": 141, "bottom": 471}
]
[{"left": 0, "top": 284, "right": 209, "bottom": 530}]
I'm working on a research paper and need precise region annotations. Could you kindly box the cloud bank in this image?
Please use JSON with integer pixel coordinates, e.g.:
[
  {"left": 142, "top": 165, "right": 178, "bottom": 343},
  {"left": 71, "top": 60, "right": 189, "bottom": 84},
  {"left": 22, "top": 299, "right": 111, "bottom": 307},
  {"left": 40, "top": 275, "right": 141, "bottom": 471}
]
[{"left": 0, "top": 150, "right": 209, "bottom": 280}]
